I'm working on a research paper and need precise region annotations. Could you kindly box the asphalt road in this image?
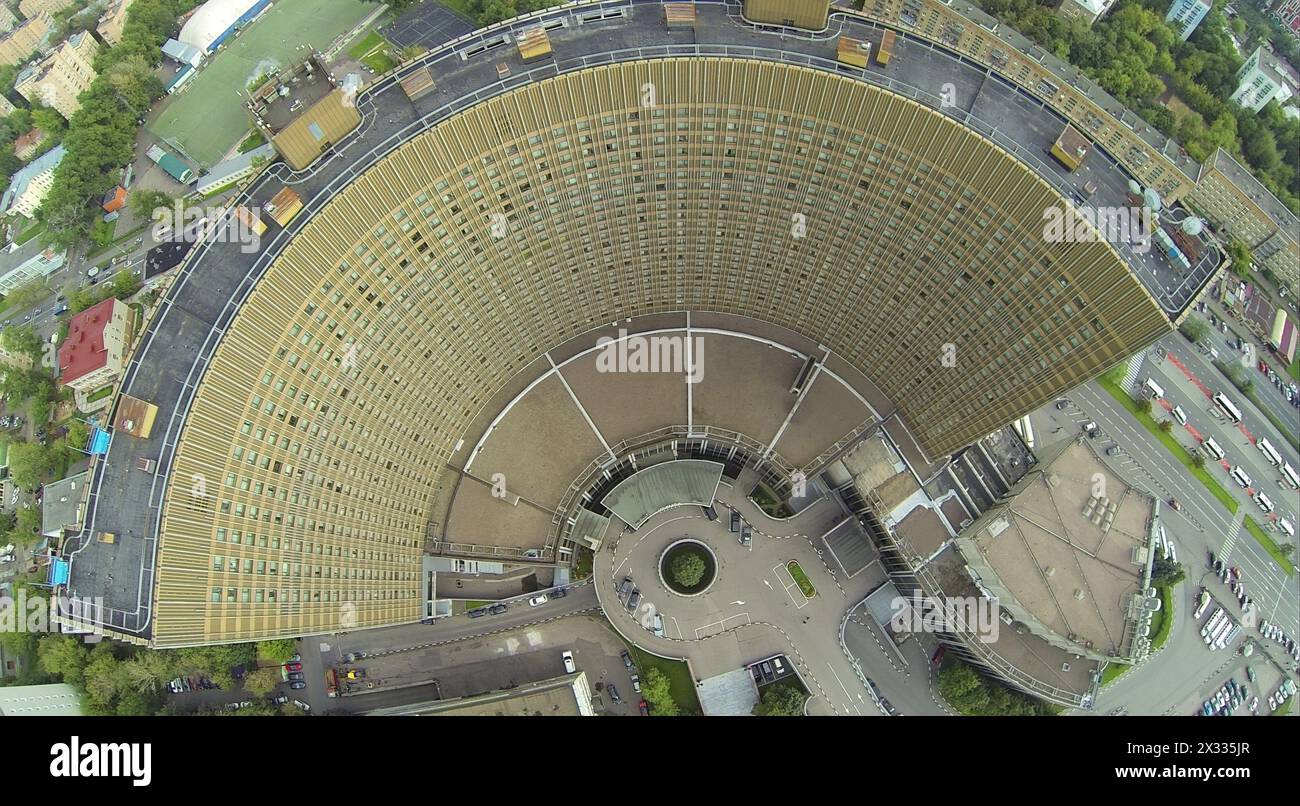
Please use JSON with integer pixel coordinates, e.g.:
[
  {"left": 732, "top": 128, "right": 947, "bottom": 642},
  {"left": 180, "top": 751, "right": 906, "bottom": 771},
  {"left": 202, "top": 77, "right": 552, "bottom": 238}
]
[{"left": 1191, "top": 303, "right": 1299, "bottom": 439}]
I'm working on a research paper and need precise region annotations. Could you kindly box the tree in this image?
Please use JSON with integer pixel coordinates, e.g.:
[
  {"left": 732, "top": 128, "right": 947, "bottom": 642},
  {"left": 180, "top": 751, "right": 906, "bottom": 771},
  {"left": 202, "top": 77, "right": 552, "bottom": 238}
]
[
  {"left": 753, "top": 683, "right": 806, "bottom": 716},
  {"left": 0, "top": 279, "right": 51, "bottom": 313},
  {"left": 1, "top": 323, "right": 43, "bottom": 359},
  {"left": 37, "top": 634, "right": 91, "bottom": 688},
  {"left": 1158, "top": 419, "right": 1173, "bottom": 433},
  {"left": 111, "top": 269, "right": 140, "bottom": 300},
  {"left": 10, "top": 505, "right": 43, "bottom": 547},
  {"left": 1151, "top": 556, "right": 1186, "bottom": 588},
  {"left": 129, "top": 188, "right": 173, "bottom": 220},
  {"left": 255, "top": 638, "right": 298, "bottom": 663},
  {"left": 7, "top": 441, "right": 59, "bottom": 490},
  {"left": 1135, "top": 398, "right": 1153, "bottom": 416},
  {"left": 640, "top": 667, "right": 679, "bottom": 716},
  {"left": 669, "top": 551, "right": 706, "bottom": 588},
  {"left": 243, "top": 667, "right": 282, "bottom": 696},
  {"left": 1191, "top": 453, "right": 1206, "bottom": 470},
  {"left": 121, "top": 651, "right": 178, "bottom": 695},
  {"left": 1178, "top": 317, "right": 1209, "bottom": 345}
]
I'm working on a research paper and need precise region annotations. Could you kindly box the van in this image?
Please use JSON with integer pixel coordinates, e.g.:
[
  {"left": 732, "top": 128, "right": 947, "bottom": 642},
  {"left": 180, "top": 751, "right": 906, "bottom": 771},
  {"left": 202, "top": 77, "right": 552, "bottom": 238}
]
[
  {"left": 772, "top": 656, "right": 786, "bottom": 676},
  {"left": 1202, "top": 438, "right": 1225, "bottom": 461},
  {"left": 1279, "top": 518, "right": 1295, "bottom": 539},
  {"left": 1254, "top": 493, "right": 1274, "bottom": 513},
  {"left": 1171, "top": 406, "right": 1187, "bottom": 426},
  {"left": 1230, "top": 466, "right": 1252, "bottom": 488}
]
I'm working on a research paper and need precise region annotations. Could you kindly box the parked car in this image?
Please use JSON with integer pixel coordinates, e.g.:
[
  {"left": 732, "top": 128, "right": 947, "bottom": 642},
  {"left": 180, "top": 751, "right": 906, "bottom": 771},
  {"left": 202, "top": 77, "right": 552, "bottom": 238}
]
[
  {"left": 287, "top": 672, "right": 304, "bottom": 682},
  {"left": 284, "top": 662, "right": 302, "bottom": 672},
  {"left": 607, "top": 683, "right": 622, "bottom": 704},
  {"left": 272, "top": 695, "right": 288, "bottom": 705},
  {"left": 626, "top": 588, "right": 641, "bottom": 612},
  {"left": 292, "top": 699, "right": 310, "bottom": 711},
  {"left": 551, "top": 587, "right": 567, "bottom": 599},
  {"left": 289, "top": 681, "right": 307, "bottom": 690},
  {"left": 621, "top": 650, "right": 633, "bottom": 670},
  {"left": 528, "top": 594, "right": 549, "bottom": 607},
  {"left": 652, "top": 613, "right": 664, "bottom": 637},
  {"left": 630, "top": 672, "right": 641, "bottom": 693},
  {"left": 488, "top": 603, "right": 508, "bottom": 615},
  {"left": 562, "top": 650, "right": 576, "bottom": 674},
  {"left": 468, "top": 607, "right": 488, "bottom": 618}
]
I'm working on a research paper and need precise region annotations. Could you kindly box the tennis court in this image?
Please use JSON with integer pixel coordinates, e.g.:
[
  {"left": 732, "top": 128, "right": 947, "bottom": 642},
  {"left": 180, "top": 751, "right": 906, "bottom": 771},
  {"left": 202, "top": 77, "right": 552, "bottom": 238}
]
[{"left": 149, "top": 0, "right": 378, "bottom": 168}]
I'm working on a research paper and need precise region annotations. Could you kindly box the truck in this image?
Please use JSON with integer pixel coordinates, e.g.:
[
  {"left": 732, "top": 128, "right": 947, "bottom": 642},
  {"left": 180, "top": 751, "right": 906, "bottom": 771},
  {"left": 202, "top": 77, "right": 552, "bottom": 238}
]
[
  {"left": 145, "top": 144, "right": 194, "bottom": 184},
  {"left": 325, "top": 668, "right": 339, "bottom": 698}
]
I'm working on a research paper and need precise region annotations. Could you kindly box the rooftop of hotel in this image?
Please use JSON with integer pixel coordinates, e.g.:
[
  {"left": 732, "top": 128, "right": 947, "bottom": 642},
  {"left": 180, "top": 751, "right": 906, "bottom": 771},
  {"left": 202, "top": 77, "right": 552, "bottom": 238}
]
[{"left": 62, "top": 0, "right": 1218, "bottom": 641}]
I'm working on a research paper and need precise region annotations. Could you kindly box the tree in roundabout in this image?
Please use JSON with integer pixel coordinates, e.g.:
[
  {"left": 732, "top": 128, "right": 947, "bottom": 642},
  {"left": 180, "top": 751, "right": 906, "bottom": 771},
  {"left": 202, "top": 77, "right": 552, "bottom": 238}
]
[{"left": 670, "top": 551, "right": 706, "bottom": 588}]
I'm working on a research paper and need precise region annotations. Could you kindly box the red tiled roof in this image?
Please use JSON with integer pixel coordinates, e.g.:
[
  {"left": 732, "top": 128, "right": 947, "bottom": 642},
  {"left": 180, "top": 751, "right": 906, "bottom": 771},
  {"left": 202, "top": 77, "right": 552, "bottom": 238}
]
[
  {"left": 58, "top": 297, "right": 116, "bottom": 384},
  {"left": 13, "top": 127, "right": 45, "bottom": 156}
]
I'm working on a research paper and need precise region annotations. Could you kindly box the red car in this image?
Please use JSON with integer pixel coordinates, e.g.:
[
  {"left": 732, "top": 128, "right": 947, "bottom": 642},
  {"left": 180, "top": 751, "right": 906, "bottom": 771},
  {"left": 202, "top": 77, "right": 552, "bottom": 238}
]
[
  {"left": 638, "top": 700, "right": 649, "bottom": 716},
  {"left": 284, "top": 662, "right": 302, "bottom": 672},
  {"left": 931, "top": 645, "right": 946, "bottom": 667}
]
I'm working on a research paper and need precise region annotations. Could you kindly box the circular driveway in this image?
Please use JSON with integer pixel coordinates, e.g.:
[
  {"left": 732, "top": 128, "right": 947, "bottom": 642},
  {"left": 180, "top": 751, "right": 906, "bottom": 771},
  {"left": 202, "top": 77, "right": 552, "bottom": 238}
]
[{"left": 593, "top": 470, "right": 887, "bottom": 715}]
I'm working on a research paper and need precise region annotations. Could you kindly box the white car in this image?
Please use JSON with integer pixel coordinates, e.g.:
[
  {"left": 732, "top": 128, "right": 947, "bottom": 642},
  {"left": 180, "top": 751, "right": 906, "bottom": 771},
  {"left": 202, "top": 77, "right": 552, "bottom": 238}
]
[
  {"left": 561, "top": 650, "right": 576, "bottom": 674},
  {"left": 1171, "top": 406, "right": 1187, "bottom": 425},
  {"left": 527, "top": 594, "right": 548, "bottom": 607}
]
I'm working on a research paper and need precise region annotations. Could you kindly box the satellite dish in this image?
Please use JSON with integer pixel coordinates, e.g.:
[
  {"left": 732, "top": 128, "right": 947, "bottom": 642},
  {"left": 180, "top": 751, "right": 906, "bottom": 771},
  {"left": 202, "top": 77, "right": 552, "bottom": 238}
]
[
  {"left": 1142, "top": 187, "right": 1162, "bottom": 211},
  {"left": 1127, "top": 179, "right": 1142, "bottom": 195},
  {"left": 1181, "top": 217, "right": 1204, "bottom": 235}
]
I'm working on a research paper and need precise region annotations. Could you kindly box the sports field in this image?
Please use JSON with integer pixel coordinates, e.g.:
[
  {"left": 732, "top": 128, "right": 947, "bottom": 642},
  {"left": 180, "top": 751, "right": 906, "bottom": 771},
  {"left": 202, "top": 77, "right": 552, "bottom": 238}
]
[{"left": 149, "top": 0, "right": 379, "bottom": 168}]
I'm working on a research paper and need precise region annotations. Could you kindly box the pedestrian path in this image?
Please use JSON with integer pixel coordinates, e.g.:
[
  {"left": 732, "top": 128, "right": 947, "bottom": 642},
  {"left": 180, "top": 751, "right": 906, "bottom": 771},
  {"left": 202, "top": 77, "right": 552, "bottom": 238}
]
[{"left": 1220, "top": 507, "right": 1246, "bottom": 557}]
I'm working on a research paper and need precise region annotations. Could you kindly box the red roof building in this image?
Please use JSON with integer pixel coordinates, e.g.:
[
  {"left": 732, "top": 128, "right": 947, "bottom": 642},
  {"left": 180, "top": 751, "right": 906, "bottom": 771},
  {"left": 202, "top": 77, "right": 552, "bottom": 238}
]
[
  {"left": 58, "top": 297, "right": 136, "bottom": 393},
  {"left": 12, "top": 127, "right": 46, "bottom": 161}
]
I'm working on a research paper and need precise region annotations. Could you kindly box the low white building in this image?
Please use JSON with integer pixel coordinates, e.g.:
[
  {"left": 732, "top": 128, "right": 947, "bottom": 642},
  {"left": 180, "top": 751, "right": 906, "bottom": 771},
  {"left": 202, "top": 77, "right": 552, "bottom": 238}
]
[{"left": 0, "top": 238, "right": 65, "bottom": 295}]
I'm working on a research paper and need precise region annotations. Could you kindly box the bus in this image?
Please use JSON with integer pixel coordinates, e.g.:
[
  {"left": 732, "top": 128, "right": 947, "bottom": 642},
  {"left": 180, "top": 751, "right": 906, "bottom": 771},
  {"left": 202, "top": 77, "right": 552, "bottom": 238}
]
[
  {"left": 1213, "top": 392, "right": 1242, "bottom": 424},
  {"left": 1257, "top": 437, "right": 1282, "bottom": 467},
  {"left": 1282, "top": 463, "right": 1300, "bottom": 490},
  {"left": 1144, "top": 377, "right": 1165, "bottom": 399}
]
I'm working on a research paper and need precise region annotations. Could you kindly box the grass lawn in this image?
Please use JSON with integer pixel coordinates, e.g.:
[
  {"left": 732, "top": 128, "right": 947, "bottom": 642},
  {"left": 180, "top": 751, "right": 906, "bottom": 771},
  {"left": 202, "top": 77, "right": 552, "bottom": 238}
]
[
  {"left": 1150, "top": 586, "right": 1174, "bottom": 650},
  {"left": 625, "top": 643, "right": 702, "bottom": 715},
  {"left": 85, "top": 386, "right": 114, "bottom": 403},
  {"left": 786, "top": 560, "right": 816, "bottom": 598},
  {"left": 15, "top": 219, "right": 45, "bottom": 245},
  {"left": 1100, "top": 661, "right": 1130, "bottom": 686},
  {"left": 347, "top": 29, "right": 385, "bottom": 59},
  {"left": 237, "top": 131, "right": 266, "bottom": 153},
  {"left": 459, "top": 600, "right": 490, "bottom": 609},
  {"left": 1289, "top": 356, "right": 1300, "bottom": 383},
  {"left": 1098, "top": 376, "right": 1239, "bottom": 514},
  {"left": 149, "top": 0, "right": 375, "bottom": 167},
  {"left": 1243, "top": 517, "right": 1296, "bottom": 576},
  {"left": 1276, "top": 696, "right": 1294, "bottom": 716}
]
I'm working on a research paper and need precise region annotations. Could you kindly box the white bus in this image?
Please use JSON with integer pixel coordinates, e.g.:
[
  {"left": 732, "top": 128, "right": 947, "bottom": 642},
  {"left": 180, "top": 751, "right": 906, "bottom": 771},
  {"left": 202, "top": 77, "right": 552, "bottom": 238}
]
[
  {"left": 1202, "top": 437, "right": 1225, "bottom": 461},
  {"left": 1257, "top": 437, "right": 1282, "bottom": 467},
  {"left": 1144, "top": 377, "right": 1165, "bottom": 399},
  {"left": 1214, "top": 392, "right": 1243, "bottom": 424},
  {"left": 1202, "top": 608, "right": 1226, "bottom": 638},
  {"left": 1231, "top": 466, "right": 1252, "bottom": 488},
  {"left": 1282, "top": 463, "right": 1299, "bottom": 490}
]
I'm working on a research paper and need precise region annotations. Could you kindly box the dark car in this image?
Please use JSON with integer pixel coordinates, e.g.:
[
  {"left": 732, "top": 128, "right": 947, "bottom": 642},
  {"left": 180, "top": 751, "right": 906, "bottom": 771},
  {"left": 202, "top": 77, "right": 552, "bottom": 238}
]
[
  {"left": 703, "top": 505, "right": 719, "bottom": 521},
  {"left": 931, "top": 645, "right": 946, "bottom": 667},
  {"left": 621, "top": 650, "right": 634, "bottom": 670},
  {"left": 468, "top": 608, "right": 488, "bottom": 618},
  {"left": 751, "top": 665, "right": 763, "bottom": 685},
  {"left": 289, "top": 681, "right": 307, "bottom": 690},
  {"left": 488, "top": 604, "right": 508, "bottom": 615},
  {"left": 617, "top": 576, "right": 632, "bottom": 598},
  {"left": 879, "top": 698, "right": 898, "bottom": 716},
  {"left": 607, "top": 684, "right": 622, "bottom": 704},
  {"left": 551, "top": 587, "right": 567, "bottom": 599},
  {"left": 287, "top": 672, "right": 304, "bottom": 681},
  {"left": 729, "top": 510, "right": 741, "bottom": 533},
  {"left": 626, "top": 588, "right": 641, "bottom": 612},
  {"left": 284, "top": 662, "right": 302, "bottom": 672}
]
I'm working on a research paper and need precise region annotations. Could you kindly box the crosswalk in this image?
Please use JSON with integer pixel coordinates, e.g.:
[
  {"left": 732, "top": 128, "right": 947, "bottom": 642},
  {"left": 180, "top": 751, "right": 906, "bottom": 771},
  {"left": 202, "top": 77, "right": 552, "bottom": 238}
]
[
  {"left": 1220, "top": 508, "right": 1247, "bottom": 557},
  {"left": 1119, "top": 351, "right": 1146, "bottom": 394}
]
